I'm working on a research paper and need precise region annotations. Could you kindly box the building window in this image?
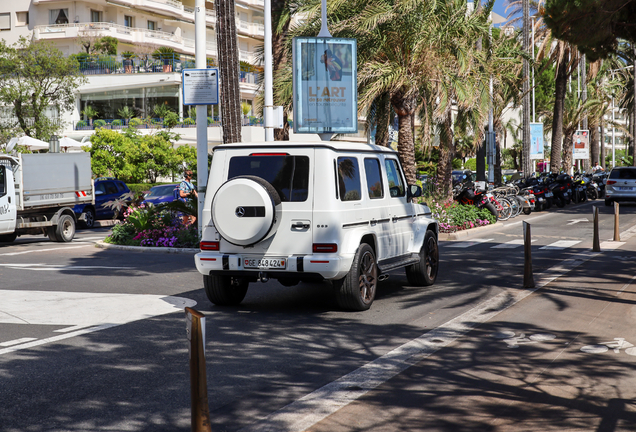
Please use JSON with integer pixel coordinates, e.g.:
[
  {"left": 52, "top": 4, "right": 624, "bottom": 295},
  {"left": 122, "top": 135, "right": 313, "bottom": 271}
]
[
  {"left": 0, "top": 13, "right": 10, "bottom": 30},
  {"left": 124, "top": 15, "right": 134, "bottom": 27},
  {"left": 49, "top": 9, "right": 69, "bottom": 25},
  {"left": 16, "top": 12, "right": 28, "bottom": 26},
  {"left": 91, "top": 10, "right": 102, "bottom": 23},
  {"left": 147, "top": 20, "right": 156, "bottom": 30}
]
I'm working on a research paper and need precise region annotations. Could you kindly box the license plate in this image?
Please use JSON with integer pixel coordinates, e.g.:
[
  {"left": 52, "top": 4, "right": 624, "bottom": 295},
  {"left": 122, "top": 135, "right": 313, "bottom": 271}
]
[
  {"left": 618, "top": 186, "right": 634, "bottom": 191},
  {"left": 545, "top": 192, "right": 553, "bottom": 197},
  {"left": 244, "top": 258, "right": 286, "bottom": 269}
]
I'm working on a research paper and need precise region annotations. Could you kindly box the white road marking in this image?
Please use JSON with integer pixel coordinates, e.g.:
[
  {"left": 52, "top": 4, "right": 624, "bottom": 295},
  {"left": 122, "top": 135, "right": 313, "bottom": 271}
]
[
  {"left": 491, "top": 239, "right": 536, "bottom": 249},
  {"left": 567, "top": 218, "right": 589, "bottom": 225},
  {"left": 0, "top": 290, "right": 196, "bottom": 355},
  {"left": 540, "top": 240, "right": 581, "bottom": 250},
  {"left": 239, "top": 248, "right": 602, "bottom": 432},
  {"left": 0, "top": 338, "right": 37, "bottom": 347},
  {"left": 446, "top": 238, "right": 493, "bottom": 248},
  {"left": 0, "top": 245, "right": 93, "bottom": 256},
  {"left": 0, "top": 264, "right": 131, "bottom": 271},
  {"left": 600, "top": 241, "right": 626, "bottom": 250}
]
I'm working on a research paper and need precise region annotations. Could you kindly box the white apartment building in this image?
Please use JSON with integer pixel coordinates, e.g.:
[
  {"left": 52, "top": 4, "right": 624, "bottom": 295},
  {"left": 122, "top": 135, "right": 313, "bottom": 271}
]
[{"left": 0, "top": 0, "right": 267, "bottom": 144}]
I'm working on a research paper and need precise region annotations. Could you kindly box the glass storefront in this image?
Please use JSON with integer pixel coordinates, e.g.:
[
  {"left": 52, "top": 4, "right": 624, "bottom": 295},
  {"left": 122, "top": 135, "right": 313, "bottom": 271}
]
[{"left": 80, "top": 85, "right": 181, "bottom": 120}]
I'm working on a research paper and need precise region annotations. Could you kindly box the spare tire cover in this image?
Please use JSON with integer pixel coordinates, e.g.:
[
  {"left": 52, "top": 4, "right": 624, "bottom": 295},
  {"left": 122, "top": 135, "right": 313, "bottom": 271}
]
[{"left": 212, "top": 176, "right": 282, "bottom": 246}]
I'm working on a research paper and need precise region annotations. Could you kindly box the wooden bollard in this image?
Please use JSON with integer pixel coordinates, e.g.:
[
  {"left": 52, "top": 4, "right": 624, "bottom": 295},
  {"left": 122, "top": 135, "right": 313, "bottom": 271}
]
[
  {"left": 593, "top": 206, "right": 600, "bottom": 252},
  {"left": 614, "top": 202, "right": 620, "bottom": 242},
  {"left": 523, "top": 221, "right": 535, "bottom": 288},
  {"left": 186, "top": 307, "right": 212, "bottom": 432}
]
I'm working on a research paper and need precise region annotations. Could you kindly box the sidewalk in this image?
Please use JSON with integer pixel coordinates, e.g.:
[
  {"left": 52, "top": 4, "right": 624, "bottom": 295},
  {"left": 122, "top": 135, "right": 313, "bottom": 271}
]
[{"left": 236, "top": 224, "right": 636, "bottom": 432}]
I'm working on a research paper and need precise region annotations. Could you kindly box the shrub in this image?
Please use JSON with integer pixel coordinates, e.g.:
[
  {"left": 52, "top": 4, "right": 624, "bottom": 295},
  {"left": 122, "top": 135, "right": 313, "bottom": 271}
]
[
  {"left": 112, "top": 119, "right": 123, "bottom": 126},
  {"left": 94, "top": 119, "right": 107, "bottom": 128},
  {"left": 184, "top": 117, "right": 195, "bottom": 126},
  {"left": 76, "top": 120, "right": 88, "bottom": 128},
  {"left": 129, "top": 117, "right": 143, "bottom": 127}
]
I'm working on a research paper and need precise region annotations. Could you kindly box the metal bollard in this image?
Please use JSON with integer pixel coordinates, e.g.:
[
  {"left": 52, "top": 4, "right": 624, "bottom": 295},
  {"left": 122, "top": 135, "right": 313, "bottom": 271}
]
[
  {"left": 523, "top": 221, "right": 535, "bottom": 288},
  {"left": 614, "top": 202, "right": 620, "bottom": 242},
  {"left": 593, "top": 206, "right": 600, "bottom": 252},
  {"left": 186, "top": 307, "right": 212, "bottom": 432}
]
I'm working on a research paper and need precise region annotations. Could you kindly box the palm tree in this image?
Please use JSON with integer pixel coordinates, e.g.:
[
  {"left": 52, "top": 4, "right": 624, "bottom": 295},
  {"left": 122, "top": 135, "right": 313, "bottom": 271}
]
[{"left": 215, "top": 0, "right": 242, "bottom": 143}]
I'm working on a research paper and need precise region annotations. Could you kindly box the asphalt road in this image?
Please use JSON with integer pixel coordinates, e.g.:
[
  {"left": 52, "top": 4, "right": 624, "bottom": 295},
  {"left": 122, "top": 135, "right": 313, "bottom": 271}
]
[{"left": 1, "top": 201, "right": 635, "bottom": 432}]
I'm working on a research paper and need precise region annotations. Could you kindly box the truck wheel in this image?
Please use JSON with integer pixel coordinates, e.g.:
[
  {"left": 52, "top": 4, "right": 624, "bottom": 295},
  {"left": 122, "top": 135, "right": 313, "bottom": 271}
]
[
  {"left": 203, "top": 274, "right": 249, "bottom": 306},
  {"left": 47, "top": 228, "right": 59, "bottom": 242},
  {"left": 0, "top": 232, "right": 17, "bottom": 243},
  {"left": 81, "top": 208, "right": 95, "bottom": 229},
  {"left": 55, "top": 214, "right": 75, "bottom": 242},
  {"left": 406, "top": 230, "right": 439, "bottom": 286},
  {"left": 334, "top": 243, "right": 377, "bottom": 311}
]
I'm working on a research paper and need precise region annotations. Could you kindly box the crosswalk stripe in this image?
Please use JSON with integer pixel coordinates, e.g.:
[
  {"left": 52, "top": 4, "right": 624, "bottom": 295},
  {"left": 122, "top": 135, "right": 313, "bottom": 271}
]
[
  {"left": 491, "top": 239, "right": 536, "bottom": 249},
  {"left": 446, "top": 238, "right": 494, "bottom": 248},
  {"left": 540, "top": 240, "right": 581, "bottom": 250}
]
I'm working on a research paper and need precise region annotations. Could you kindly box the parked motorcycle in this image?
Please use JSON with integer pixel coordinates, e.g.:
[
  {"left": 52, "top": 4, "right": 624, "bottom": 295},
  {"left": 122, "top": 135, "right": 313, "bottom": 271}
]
[{"left": 453, "top": 176, "right": 498, "bottom": 218}]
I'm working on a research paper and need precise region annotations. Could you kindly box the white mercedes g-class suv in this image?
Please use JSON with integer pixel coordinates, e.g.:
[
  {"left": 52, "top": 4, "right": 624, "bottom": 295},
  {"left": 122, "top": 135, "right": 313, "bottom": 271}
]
[{"left": 195, "top": 141, "right": 439, "bottom": 311}]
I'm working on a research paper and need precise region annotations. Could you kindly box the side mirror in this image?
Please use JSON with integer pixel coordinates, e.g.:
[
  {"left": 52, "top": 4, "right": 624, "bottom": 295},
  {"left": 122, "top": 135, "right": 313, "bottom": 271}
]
[{"left": 407, "top": 184, "right": 422, "bottom": 199}]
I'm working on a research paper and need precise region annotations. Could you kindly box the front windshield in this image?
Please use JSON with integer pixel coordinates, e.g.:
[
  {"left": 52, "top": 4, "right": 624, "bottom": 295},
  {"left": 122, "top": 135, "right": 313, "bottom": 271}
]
[{"left": 147, "top": 185, "right": 175, "bottom": 197}]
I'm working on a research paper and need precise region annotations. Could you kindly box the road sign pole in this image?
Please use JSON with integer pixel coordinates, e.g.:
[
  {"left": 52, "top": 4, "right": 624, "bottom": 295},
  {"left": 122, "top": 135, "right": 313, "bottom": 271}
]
[{"left": 186, "top": 307, "right": 211, "bottom": 432}]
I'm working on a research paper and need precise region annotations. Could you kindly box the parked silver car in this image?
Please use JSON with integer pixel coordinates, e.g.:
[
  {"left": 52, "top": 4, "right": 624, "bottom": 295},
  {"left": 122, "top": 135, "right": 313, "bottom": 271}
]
[{"left": 605, "top": 167, "right": 636, "bottom": 205}]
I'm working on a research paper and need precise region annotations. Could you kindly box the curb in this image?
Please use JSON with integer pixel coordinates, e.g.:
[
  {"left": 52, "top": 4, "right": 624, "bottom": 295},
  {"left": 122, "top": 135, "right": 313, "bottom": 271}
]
[
  {"left": 439, "top": 222, "right": 502, "bottom": 241},
  {"left": 94, "top": 220, "right": 117, "bottom": 227},
  {"left": 95, "top": 240, "right": 199, "bottom": 254}
]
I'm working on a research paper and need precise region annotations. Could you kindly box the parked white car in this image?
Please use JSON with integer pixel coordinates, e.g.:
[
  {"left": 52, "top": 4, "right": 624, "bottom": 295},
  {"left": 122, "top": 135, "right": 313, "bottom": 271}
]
[{"left": 195, "top": 141, "right": 439, "bottom": 310}]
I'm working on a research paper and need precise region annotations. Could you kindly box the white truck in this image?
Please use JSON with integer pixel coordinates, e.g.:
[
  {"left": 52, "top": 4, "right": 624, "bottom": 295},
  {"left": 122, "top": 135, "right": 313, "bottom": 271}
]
[{"left": 0, "top": 152, "right": 94, "bottom": 243}]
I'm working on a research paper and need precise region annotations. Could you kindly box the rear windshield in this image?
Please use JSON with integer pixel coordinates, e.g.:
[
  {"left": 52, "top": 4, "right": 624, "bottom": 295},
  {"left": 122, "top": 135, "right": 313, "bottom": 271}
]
[
  {"left": 148, "top": 185, "right": 176, "bottom": 196},
  {"left": 228, "top": 155, "right": 310, "bottom": 202},
  {"left": 610, "top": 168, "right": 636, "bottom": 180}
]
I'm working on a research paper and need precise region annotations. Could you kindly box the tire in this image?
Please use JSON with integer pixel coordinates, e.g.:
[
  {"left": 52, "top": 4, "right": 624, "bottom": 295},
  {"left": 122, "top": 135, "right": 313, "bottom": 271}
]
[
  {"left": 484, "top": 202, "right": 498, "bottom": 218},
  {"left": 406, "top": 230, "right": 439, "bottom": 287},
  {"left": 334, "top": 243, "right": 378, "bottom": 311},
  {"left": 0, "top": 232, "right": 17, "bottom": 243},
  {"left": 212, "top": 176, "right": 282, "bottom": 246},
  {"left": 523, "top": 208, "right": 532, "bottom": 215},
  {"left": 605, "top": 199, "right": 613, "bottom": 207},
  {"left": 81, "top": 208, "right": 96, "bottom": 229},
  {"left": 54, "top": 214, "right": 75, "bottom": 242},
  {"left": 47, "top": 227, "right": 59, "bottom": 242},
  {"left": 587, "top": 188, "right": 598, "bottom": 201},
  {"left": 555, "top": 196, "right": 565, "bottom": 208},
  {"left": 498, "top": 199, "right": 512, "bottom": 221},
  {"left": 203, "top": 274, "right": 249, "bottom": 306}
]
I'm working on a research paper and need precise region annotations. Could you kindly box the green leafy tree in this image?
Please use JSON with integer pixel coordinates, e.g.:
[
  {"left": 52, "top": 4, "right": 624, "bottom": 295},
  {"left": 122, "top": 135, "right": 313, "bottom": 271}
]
[
  {"left": 543, "top": 0, "right": 636, "bottom": 61},
  {"left": 0, "top": 37, "right": 86, "bottom": 139}
]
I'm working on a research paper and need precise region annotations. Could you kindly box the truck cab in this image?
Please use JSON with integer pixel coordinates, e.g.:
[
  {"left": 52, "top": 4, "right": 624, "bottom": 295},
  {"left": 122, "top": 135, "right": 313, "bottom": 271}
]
[{"left": 0, "top": 161, "right": 17, "bottom": 237}]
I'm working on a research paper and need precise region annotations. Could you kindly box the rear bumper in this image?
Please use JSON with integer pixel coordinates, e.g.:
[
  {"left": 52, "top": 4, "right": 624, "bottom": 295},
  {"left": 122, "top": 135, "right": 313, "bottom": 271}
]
[{"left": 195, "top": 251, "right": 354, "bottom": 280}]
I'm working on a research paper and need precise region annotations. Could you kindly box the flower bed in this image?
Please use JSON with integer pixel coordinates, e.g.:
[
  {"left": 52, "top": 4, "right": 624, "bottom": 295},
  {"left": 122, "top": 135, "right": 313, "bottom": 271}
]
[
  {"left": 423, "top": 195, "right": 496, "bottom": 233},
  {"left": 104, "top": 203, "right": 199, "bottom": 248}
]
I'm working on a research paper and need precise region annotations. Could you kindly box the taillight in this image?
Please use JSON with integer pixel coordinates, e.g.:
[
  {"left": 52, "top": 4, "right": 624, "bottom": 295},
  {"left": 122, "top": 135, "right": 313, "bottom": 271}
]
[
  {"left": 313, "top": 243, "right": 338, "bottom": 253},
  {"left": 200, "top": 241, "right": 220, "bottom": 251},
  {"left": 607, "top": 180, "right": 617, "bottom": 185}
]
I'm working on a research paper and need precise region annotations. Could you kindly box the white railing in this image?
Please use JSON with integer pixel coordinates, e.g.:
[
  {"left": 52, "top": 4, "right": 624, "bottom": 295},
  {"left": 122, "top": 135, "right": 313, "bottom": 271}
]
[{"left": 148, "top": 0, "right": 184, "bottom": 10}]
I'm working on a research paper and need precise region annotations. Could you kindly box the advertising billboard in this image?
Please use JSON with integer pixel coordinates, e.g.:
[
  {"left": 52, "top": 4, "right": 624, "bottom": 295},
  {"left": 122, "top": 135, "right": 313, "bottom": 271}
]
[
  {"left": 573, "top": 130, "right": 589, "bottom": 160},
  {"left": 530, "top": 123, "right": 544, "bottom": 160},
  {"left": 292, "top": 37, "right": 357, "bottom": 134}
]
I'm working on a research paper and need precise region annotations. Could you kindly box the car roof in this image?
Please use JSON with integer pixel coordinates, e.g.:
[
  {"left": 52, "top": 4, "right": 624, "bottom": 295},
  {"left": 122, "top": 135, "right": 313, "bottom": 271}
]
[{"left": 214, "top": 141, "right": 398, "bottom": 155}]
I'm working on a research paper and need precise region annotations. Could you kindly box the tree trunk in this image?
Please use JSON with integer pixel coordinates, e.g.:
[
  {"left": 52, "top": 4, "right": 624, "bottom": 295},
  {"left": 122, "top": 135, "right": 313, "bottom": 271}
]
[
  {"left": 374, "top": 92, "right": 391, "bottom": 147},
  {"left": 215, "top": 0, "right": 242, "bottom": 143},
  {"left": 495, "top": 125, "right": 503, "bottom": 185},
  {"left": 437, "top": 112, "right": 455, "bottom": 201},
  {"left": 522, "top": 0, "right": 532, "bottom": 175},
  {"left": 590, "top": 119, "right": 599, "bottom": 166},
  {"left": 550, "top": 59, "right": 568, "bottom": 172},
  {"left": 272, "top": 0, "right": 290, "bottom": 141},
  {"left": 563, "top": 130, "right": 574, "bottom": 173},
  {"left": 391, "top": 89, "right": 417, "bottom": 185}
]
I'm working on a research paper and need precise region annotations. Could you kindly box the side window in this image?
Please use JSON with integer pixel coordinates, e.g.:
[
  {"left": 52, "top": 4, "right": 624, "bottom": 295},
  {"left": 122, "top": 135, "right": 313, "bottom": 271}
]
[
  {"left": 385, "top": 159, "right": 405, "bottom": 197},
  {"left": 103, "top": 181, "right": 118, "bottom": 194},
  {"left": 116, "top": 182, "right": 127, "bottom": 192},
  {"left": 364, "top": 158, "right": 383, "bottom": 199},
  {"left": 0, "top": 166, "right": 6, "bottom": 197},
  {"left": 337, "top": 157, "right": 361, "bottom": 201},
  {"left": 95, "top": 182, "right": 106, "bottom": 194}
]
